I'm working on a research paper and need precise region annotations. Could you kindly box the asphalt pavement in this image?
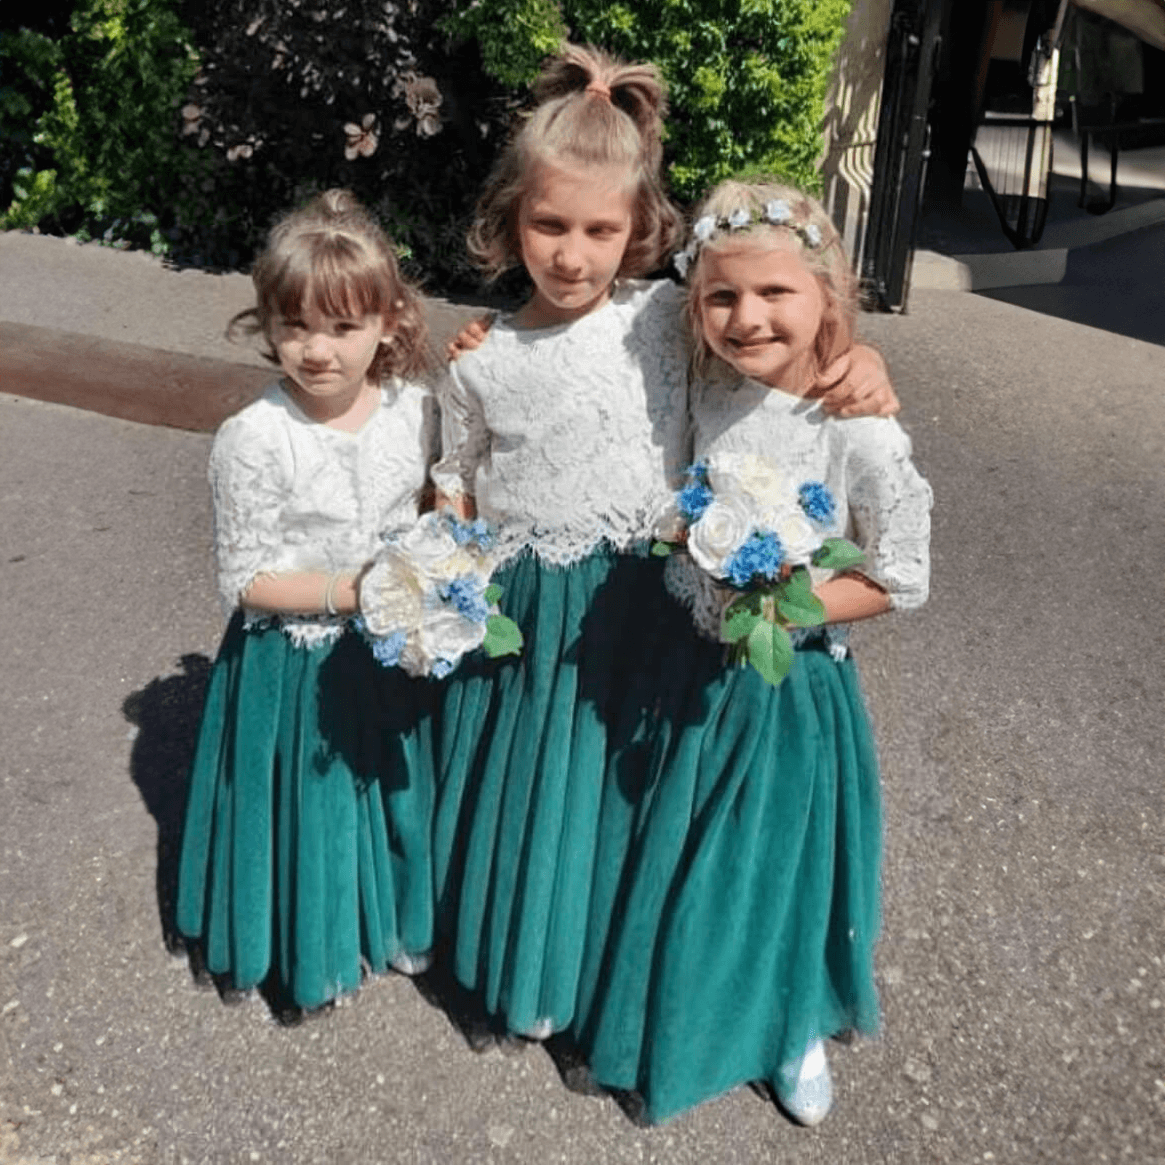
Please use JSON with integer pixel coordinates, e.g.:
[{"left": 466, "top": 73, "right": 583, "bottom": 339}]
[{"left": 1, "top": 199, "right": 1163, "bottom": 1164}]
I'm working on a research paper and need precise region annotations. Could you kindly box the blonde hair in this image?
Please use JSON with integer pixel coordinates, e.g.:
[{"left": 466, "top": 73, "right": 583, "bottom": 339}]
[
  {"left": 234, "top": 189, "right": 432, "bottom": 381},
  {"left": 683, "top": 179, "right": 858, "bottom": 382},
  {"left": 467, "top": 44, "right": 683, "bottom": 280}
]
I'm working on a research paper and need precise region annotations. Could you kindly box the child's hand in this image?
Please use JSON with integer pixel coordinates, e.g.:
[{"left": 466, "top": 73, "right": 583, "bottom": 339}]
[
  {"left": 446, "top": 313, "right": 495, "bottom": 362},
  {"left": 817, "top": 345, "right": 899, "bottom": 417}
]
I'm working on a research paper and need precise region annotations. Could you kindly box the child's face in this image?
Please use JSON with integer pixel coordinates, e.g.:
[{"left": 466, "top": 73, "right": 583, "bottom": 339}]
[
  {"left": 270, "top": 302, "right": 386, "bottom": 419},
  {"left": 516, "top": 161, "right": 635, "bottom": 327},
  {"left": 696, "top": 239, "right": 828, "bottom": 393}
]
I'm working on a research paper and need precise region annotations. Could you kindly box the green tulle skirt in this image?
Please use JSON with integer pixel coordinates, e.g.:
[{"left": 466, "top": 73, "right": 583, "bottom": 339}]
[
  {"left": 432, "top": 545, "right": 673, "bottom": 1037},
  {"left": 574, "top": 632, "right": 883, "bottom": 1123},
  {"left": 175, "top": 615, "right": 436, "bottom": 1009}
]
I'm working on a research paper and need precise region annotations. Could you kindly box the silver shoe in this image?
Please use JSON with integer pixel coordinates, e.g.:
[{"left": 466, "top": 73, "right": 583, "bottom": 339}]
[{"left": 777, "top": 1039, "right": 834, "bottom": 1127}]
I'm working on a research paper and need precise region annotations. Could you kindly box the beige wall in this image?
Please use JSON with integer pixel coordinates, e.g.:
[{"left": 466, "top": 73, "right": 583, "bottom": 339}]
[{"left": 820, "top": 0, "right": 894, "bottom": 271}]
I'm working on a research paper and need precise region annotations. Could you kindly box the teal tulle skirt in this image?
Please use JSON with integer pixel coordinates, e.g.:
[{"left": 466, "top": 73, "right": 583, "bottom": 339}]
[
  {"left": 175, "top": 614, "right": 436, "bottom": 1009},
  {"left": 574, "top": 634, "right": 883, "bottom": 1123},
  {"left": 432, "top": 545, "right": 673, "bottom": 1037}
]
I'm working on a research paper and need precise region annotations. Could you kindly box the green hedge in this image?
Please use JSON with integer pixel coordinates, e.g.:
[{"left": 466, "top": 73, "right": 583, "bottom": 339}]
[
  {"left": 2, "top": 1, "right": 852, "bottom": 283},
  {"left": 445, "top": 0, "right": 854, "bottom": 200},
  {"left": 1, "top": 0, "right": 210, "bottom": 251}
]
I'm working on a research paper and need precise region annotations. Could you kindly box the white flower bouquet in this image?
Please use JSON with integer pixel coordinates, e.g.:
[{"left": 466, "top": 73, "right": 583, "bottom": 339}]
[
  {"left": 654, "top": 454, "right": 864, "bottom": 685},
  {"left": 357, "top": 511, "right": 522, "bottom": 678}
]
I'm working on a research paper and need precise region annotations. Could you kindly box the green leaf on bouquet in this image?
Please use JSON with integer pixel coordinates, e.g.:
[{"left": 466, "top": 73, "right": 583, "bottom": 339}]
[
  {"left": 746, "top": 619, "right": 794, "bottom": 686},
  {"left": 812, "top": 538, "right": 866, "bottom": 571},
  {"left": 651, "top": 540, "right": 674, "bottom": 557},
  {"left": 483, "top": 614, "right": 523, "bottom": 658},
  {"left": 484, "top": 583, "right": 503, "bottom": 604},
  {"left": 775, "top": 566, "right": 826, "bottom": 627},
  {"left": 722, "top": 603, "right": 760, "bottom": 644}
]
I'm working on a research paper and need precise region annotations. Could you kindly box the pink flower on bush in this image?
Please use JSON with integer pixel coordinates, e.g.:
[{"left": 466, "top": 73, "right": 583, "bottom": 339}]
[
  {"left": 343, "top": 114, "right": 379, "bottom": 159},
  {"left": 393, "top": 72, "right": 443, "bottom": 138}
]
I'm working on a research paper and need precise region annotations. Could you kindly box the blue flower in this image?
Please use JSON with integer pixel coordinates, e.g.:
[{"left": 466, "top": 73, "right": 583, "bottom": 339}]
[
  {"left": 728, "top": 207, "right": 752, "bottom": 230},
  {"left": 693, "top": 215, "right": 717, "bottom": 242},
  {"left": 676, "top": 461, "right": 714, "bottom": 521},
  {"left": 726, "top": 532, "right": 784, "bottom": 588},
  {"left": 368, "top": 629, "right": 407, "bottom": 667},
  {"left": 444, "top": 512, "right": 494, "bottom": 549},
  {"left": 439, "top": 575, "right": 491, "bottom": 624},
  {"left": 765, "top": 199, "right": 792, "bottom": 225},
  {"left": 803, "top": 224, "right": 823, "bottom": 248},
  {"left": 798, "top": 481, "right": 836, "bottom": 525},
  {"left": 678, "top": 480, "right": 715, "bottom": 522},
  {"left": 431, "top": 657, "right": 455, "bottom": 679}
]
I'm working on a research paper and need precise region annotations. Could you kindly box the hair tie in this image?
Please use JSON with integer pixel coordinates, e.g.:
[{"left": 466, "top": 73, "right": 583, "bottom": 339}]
[{"left": 585, "top": 80, "right": 612, "bottom": 101}]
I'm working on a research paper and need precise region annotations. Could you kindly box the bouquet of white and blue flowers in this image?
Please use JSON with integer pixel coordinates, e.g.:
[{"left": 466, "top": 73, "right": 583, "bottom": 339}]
[
  {"left": 655, "top": 453, "right": 865, "bottom": 685},
  {"left": 357, "top": 510, "right": 522, "bottom": 678}
]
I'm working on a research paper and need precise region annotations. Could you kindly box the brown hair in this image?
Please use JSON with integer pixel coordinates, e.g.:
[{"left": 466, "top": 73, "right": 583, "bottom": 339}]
[
  {"left": 232, "top": 189, "right": 432, "bottom": 381},
  {"left": 683, "top": 178, "right": 858, "bottom": 383},
  {"left": 467, "top": 44, "right": 683, "bottom": 281}
]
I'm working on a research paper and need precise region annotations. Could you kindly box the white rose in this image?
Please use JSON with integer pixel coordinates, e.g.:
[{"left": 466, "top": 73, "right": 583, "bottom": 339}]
[
  {"left": 417, "top": 605, "right": 485, "bottom": 669},
  {"left": 734, "top": 454, "right": 793, "bottom": 512},
  {"left": 392, "top": 513, "right": 474, "bottom": 581},
  {"left": 688, "top": 494, "right": 755, "bottom": 579},
  {"left": 359, "top": 555, "right": 424, "bottom": 637},
  {"left": 773, "top": 509, "right": 822, "bottom": 566}
]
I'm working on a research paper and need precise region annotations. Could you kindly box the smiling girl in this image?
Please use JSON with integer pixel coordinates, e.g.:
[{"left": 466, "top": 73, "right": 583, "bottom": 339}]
[{"left": 578, "top": 178, "right": 933, "bottom": 1124}]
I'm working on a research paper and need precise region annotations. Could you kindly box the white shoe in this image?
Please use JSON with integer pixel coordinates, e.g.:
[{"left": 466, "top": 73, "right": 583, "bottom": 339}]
[{"left": 777, "top": 1039, "right": 834, "bottom": 1127}]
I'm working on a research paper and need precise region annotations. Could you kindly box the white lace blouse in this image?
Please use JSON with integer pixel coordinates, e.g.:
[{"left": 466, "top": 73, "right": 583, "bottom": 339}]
[
  {"left": 431, "top": 280, "right": 691, "bottom": 566},
  {"left": 667, "top": 376, "right": 933, "bottom": 643},
  {"left": 209, "top": 380, "right": 437, "bottom": 645}
]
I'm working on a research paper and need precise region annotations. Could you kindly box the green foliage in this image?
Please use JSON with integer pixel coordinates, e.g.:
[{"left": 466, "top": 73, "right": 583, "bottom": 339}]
[
  {"left": 564, "top": 0, "right": 853, "bottom": 199},
  {"left": 483, "top": 613, "right": 524, "bottom": 658},
  {"left": 812, "top": 536, "right": 867, "bottom": 571},
  {"left": 441, "top": 0, "right": 567, "bottom": 89},
  {"left": 1, "top": 0, "right": 207, "bottom": 249},
  {"left": 2, "top": 0, "right": 852, "bottom": 285},
  {"left": 446, "top": 0, "right": 853, "bottom": 200}
]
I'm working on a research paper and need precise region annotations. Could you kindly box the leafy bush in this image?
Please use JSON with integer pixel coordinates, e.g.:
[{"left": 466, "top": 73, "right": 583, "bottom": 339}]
[
  {"left": 444, "top": 0, "right": 852, "bottom": 200},
  {"left": 0, "top": 0, "right": 209, "bottom": 252},
  {"left": 169, "top": 0, "right": 520, "bottom": 283},
  {"left": 2, "top": 0, "right": 852, "bottom": 286}
]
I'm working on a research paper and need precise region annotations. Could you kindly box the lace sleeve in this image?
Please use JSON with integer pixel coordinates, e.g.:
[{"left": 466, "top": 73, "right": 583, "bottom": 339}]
[
  {"left": 207, "top": 415, "right": 292, "bottom": 613},
  {"left": 846, "top": 419, "right": 933, "bottom": 611},
  {"left": 431, "top": 364, "right": 489, "bottom": 503}
]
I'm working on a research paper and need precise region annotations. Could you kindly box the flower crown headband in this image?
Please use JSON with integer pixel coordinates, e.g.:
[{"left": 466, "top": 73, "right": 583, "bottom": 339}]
[{"left": 673, "top": 199, "right": 825, "bottom": 279}]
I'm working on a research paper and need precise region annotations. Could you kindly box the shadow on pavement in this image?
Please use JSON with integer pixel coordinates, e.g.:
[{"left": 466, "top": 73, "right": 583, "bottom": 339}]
[
  {"left": 121, "top": 654, "right": 212, "bottom": 954},
  {"left": 976, "top": 219, "right": 1165, "bottom": 346}
]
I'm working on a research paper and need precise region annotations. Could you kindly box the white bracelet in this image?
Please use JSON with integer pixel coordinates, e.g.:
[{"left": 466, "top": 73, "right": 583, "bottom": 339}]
[{"left": 324, "top": 571, "right": 342, "bottom": 617}]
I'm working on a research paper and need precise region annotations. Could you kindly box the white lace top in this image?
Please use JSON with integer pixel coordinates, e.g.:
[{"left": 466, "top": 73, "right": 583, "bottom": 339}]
[
  {"left": 667, "top": 376, "right": 933, "bottom": 643},
  {"left": 209, "top": 380, "right": 437, "bottom": 646},
  {"left": 431, "top": 280, "right": 691, "bottom": 566}
]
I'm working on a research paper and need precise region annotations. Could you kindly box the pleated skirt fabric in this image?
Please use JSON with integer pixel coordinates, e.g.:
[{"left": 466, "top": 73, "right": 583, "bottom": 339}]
[
  {"left": 432, "top": 545, "right": 675, "bottom": 1038},
  {"left": 175, "top": 614, "right": 436, "bottom": 1009},
  {"left": 575, "top": 635, "right": 884, "bottom": 1123}
]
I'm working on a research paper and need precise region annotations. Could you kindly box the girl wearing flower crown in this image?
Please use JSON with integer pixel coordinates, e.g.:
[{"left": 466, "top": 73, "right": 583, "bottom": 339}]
[
  {"left": 431, "top": 46, "right": 898, "bottom": 1067},
  {"left": 574, "top": 178, "right": 932, "bottom": 1125},
  {"left": 175, "top": 189, "right": 439, "bottom": 1013}
]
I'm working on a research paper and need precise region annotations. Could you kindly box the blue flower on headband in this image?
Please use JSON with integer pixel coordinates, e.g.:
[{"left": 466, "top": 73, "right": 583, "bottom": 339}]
[
  {"left": 693, "top": 215, "right": 717, "bottom": 242},
  {"left": 766, "top": 200, "right": 792, "bottom": 225},
  {"left": 728, "top": 207, "right": 752, "bottom": 230},
  {"left": 804, "top": 224, "right": 823, "bottom": 248}
]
